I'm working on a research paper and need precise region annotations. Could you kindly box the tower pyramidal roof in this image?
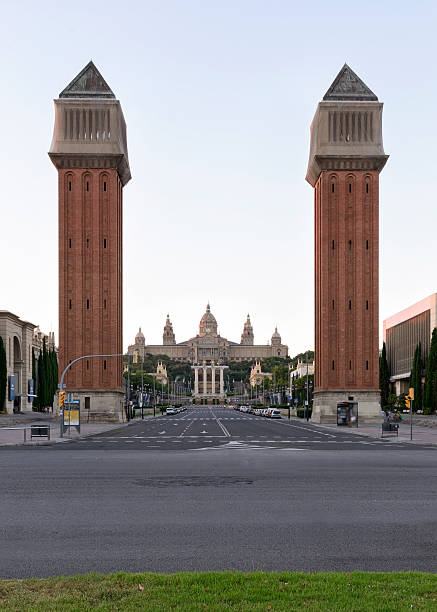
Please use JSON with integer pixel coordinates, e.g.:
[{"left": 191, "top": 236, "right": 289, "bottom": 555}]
[
  {"left": 59, "top": 61, "right": 115, "bottom": 99},
  {"left": 323, "top": 64, "right": 378, "bottom": 102}
]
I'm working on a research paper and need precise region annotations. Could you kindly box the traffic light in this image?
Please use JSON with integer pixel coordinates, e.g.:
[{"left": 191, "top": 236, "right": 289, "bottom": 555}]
[
  {"left": 404, "top": 395, "right": 410, "bottom": 409},
  {"left": 59, "top": 390, "right": 66, "bottom": 409}
]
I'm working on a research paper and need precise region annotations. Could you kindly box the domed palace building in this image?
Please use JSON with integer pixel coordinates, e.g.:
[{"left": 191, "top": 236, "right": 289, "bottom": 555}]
[{"left": 127, "top": 304, "right": 288, "bottom": 365}]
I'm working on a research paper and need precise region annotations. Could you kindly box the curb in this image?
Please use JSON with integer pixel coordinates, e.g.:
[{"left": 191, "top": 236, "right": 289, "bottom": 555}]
[
  {"left": 0, "top": 414, "right": 163, "bottom": 448},
  {"left": 308, "top": 421, "right": 437, "bottom": 446}
]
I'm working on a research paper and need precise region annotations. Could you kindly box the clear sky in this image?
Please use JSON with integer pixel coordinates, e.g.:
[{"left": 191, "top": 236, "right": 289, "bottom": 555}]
[{"left": 1, "top": 0, "right": 436, "bottom": 354}]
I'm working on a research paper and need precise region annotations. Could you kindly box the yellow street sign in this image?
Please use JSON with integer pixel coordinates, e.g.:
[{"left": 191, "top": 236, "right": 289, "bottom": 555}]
[{"left": 64, "top": 409, "right": 79, "bottom": 426}]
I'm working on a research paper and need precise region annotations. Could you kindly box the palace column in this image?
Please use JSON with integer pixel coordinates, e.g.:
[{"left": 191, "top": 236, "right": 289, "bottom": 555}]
[
  {"left": 211, "top": 368, "right": 216, "bottom": 395},
  {"left": 194, "top": 367, "right": 199, "bottom": 395},
  {"left": 203, "top": 366, "right": 207, "bottom": 395}
]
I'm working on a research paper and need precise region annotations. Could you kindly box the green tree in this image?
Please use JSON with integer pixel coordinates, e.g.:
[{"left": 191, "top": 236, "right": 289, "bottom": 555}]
[
  {"left": 47, "top": 349, "right": 58, "bottom": 409},
  {"left": 36, "top": 352, "right": 43, "bottom": 412},
  {"left": 272, "top": 365, "right": 289, "bottom": 387},
  {"left": 379, "top": 342, "right": 390, "bottom": 408},
  {"left": 0, "top": 337, "right": 6, "bottom": 412},
  {"left": 41, "top": 338, "right": 48, "bottom": 409},
  {"left": 409, "top": 342, "right": 423, "bottom": 412},
  {"left": 32, "top": 348, "right": 38, "bottom": 410},
  {"left": 52, "top": 349, "right": 59, "bottom": 400},
  {"left": 424, "top": 328, "right": 437, "bottom": 414}
]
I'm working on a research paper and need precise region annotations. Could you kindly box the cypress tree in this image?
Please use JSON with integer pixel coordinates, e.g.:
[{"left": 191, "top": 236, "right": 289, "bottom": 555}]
[
  {"left": 48, "top": 349, "right": 58, "bottom": 408},
  {"left": 37, "top": 352, "right": 43, "bottom": 412},
  {"left": 424, "top": 328, "right": 437, "bottom": 414},
  {"left": 409, "top": 342, "right": 422, "bottom": 412},
  {"left": 379, "top": 342, "right": 390, "bottom": 408},
  {"left": 42, "top": 338, "right": 48, "bottom": 409},
  {"left": 0, "top": 337, "right": 6, "bottom": 412},
  {"left": 53, "top": 349, "right": 58, "bottom": 401},
  {"left": 32, "top": 348, "right": 38, "bottom": 410}
]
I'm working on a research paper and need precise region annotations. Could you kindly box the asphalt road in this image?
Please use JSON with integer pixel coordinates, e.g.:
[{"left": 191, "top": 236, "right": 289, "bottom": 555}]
[
  {"left": 42, "top": 405, "right": 436, "bottom": 451},
  {"left": 1, "top": 406, "right": 437, "bottom": 578}
]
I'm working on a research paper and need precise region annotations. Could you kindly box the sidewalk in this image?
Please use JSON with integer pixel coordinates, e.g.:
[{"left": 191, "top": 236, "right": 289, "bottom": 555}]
[
  {"left": 320, "top": 420, "right": 437, "bottom": 445},
  {"left": 0, "top": 415, "right": 128, "bottom": 447},
  {"left": 0, "top": 412, "right": 163, "bottom": 447}
]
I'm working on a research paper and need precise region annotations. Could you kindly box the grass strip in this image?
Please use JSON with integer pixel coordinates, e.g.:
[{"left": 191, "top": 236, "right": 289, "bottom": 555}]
[{"left": 0, "top": 571, "right": 436, "bottom": 611}]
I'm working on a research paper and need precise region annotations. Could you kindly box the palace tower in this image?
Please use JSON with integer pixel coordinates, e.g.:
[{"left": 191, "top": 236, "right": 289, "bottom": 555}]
[
  {"left": 49, "top": 62, "right": 131, "bottom": 420},
  {"left": 163, "top": 314, "right": 176, "bottom": 345},
  {"left": 306, "top": 65, "right": 388, "bottom": 423},
  {"left": 241, "top": 314, "right": 254, "bottom": 345}
]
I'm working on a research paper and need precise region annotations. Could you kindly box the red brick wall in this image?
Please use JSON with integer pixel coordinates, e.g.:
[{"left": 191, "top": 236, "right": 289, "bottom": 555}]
[
  {"left": 314, "top": 170, "right": 379, "bottom": 391},
  {"left": 58, "top": 168, "right": 123, "bottom": 390}
]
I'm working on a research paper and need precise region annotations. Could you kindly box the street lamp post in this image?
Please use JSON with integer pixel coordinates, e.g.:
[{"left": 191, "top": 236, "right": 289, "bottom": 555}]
[
  {"left": 305, "top": 351, "right": 309, "bottom": 422},
  {"left": 153, "top": 375, "right": 156, "bottom": 417},
  {"left": 58, "top": 352, "right": 125, "bottom": 437}
]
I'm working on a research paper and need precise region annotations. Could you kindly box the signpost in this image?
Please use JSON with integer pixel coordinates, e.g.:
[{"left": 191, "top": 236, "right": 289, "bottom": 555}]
[
  {"left": 28, "top": 379, "right": 34, "bottom": 404},
  {"left": 405, "top": 388, "right": 414, "bottom": 440},
  {"left": 8, "top": 375, "right": 15, "bottom": 402}
]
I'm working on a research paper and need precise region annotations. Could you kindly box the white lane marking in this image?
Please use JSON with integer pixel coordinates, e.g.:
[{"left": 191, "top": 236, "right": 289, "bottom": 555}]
[
  {"left": 159, "top": 431, "right": 166, "bottom": 435},
  {"left": 210, "top": 408, "right": 231, "bottom": 437},
  {"left": 179, "top": 420, "right": 195, "bottom": 438},
  {"left": 192, "top": 441, "right": 308, "bottom": 452},
  {"left": 248, "top": 416, "right": 337, "bottom": 439}
]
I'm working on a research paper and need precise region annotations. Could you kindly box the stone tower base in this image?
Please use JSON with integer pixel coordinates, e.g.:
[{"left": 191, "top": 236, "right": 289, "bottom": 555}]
[
  {"left": 311, "top": 390, "right": 382, "bottom": 425},
  {"left": 56, "top": 390, "right": 126, "bottom": 423}
]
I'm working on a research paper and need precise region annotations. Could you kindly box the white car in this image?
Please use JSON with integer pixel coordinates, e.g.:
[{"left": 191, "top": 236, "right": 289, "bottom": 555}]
[
  {"left": 166, "top": 407, "right": 177, "bottom": 415},
  {"left": 262, "top": 409, "right": 270, "bottom": 417},
  {"left": 269, "top": 409, "right": 282, "bottom": 419}
]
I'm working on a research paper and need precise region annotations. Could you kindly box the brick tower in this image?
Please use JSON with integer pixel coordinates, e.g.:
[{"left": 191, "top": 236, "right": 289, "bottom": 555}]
[
  {"left": 49, "top": 62, "right": 131, "bottom": 421},
  {"left": 306, "top": 65, "right": 388, "bottom": 423}
]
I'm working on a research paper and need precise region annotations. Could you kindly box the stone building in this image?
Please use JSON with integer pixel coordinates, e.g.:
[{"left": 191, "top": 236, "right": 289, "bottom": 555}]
[
  {"left": 33, "top": 327, "right": 56, "bottom": 357},
  {"left": 49, "top": 61, "right": 131, "bottom": 422},
  {"left": 127, "top": 304, "right": 288, "bottom": 364},
  {"left": 306, "top": 64, "right": 388, "bottom": 423},
  {"left": 290, "top": 358, "right": 315, "bottom": 380},
  {"left": 249, "top": 360, "right": 272, "bottom": 387},
  {"left": 154, "top": 361, "right": 168, "bottom": 385},
  {"left": 383, "top": 294, "right": 437, "bottom": 395},
  {"left": 0, "top": 312, "right": 55, "bottom": 414},
  {"left": 130, "top": 328, "right": 145, "bottom": 363}
]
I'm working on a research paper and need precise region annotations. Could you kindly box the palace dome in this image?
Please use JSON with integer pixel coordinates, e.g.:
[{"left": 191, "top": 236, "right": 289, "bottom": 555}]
[
  {"left": 199, "top": 303, "right": 218, "bottom": 336},
  {"left": 271, "top": 327, "right": 281, "bottom": 346},
  {"left": 135, "top": 327, "right": 145, "bottom": 345}
]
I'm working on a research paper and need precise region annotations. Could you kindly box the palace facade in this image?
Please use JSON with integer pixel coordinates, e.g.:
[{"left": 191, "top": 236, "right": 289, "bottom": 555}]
[{"left": 127, "top": 304, "right": 288, "bottom": 364}]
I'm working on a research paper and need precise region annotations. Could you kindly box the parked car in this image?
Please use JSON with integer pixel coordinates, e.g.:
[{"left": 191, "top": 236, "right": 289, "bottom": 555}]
[
  {"left": 269, "top": 409, "right": 282, "bottom": 419},
  {"left": 166, "top": 407, "right": 177, "bottom": 415},
  {"left": 262, "top": 409, "right": 270, "bottom": 417}
]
